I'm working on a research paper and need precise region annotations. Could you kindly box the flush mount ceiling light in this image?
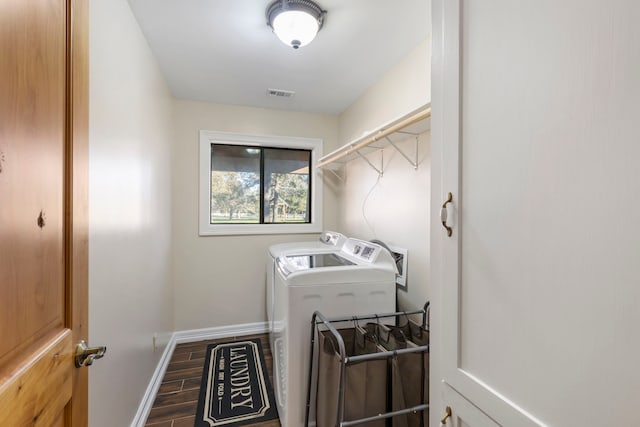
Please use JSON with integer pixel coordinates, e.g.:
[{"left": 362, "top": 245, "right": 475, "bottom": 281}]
[{"left": 266, "top": 0, "right": 326, "bottom": 49}]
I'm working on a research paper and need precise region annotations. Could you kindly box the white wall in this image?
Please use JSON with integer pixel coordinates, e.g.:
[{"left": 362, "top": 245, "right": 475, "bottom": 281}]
[
  {"left": 172, "top": 100, "right": 339, "bottom": 330},
  {"left": 89, "top": 0, "right": 174, "bottom": 425},
  {"left": 337, "top": 38, "right": 431, "bottom": 314},
  {"left": 338, "top": 38, "right": 431, "bottom": 145},
  {"left": 339, "top": 133, "right": 431, "bottom": 313}
]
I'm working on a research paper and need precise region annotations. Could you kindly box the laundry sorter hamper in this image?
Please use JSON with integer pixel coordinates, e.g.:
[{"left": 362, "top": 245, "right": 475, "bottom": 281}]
[
  {"left": 369, "top": 312, "right": 430, "bottom": 427},
  {"left": 305, "top": 303, "right": 430, "bottom": 427},
  {"left": 315, "top": 321, "right": 388, "bottom": 427}
]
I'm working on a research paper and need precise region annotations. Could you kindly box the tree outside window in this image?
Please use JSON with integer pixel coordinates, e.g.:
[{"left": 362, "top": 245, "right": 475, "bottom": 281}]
[{"left": 210, "top": 144, "right": 311, "bottom": 225}]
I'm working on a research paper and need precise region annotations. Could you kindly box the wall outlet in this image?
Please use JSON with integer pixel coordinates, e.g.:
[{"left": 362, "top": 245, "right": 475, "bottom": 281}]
[{"left": 152, "top": 332, "right": 172, "bottom": 352}]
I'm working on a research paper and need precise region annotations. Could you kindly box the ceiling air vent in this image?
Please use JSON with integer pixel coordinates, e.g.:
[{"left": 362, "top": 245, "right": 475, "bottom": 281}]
[{"left": 267, "top": 88, "right": 296, "bottom": 99}]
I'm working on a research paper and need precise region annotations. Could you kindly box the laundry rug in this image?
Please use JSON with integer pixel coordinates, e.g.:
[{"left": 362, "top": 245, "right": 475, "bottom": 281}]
[{"left": 195, "top": 338, "right": 279, "bottom": 427}]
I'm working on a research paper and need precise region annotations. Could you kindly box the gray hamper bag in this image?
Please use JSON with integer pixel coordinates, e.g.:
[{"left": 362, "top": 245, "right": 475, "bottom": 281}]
[
  {"left": 385, "top": 320, "right": 429, "bottom": 427},
  {"left": 316, "top": 326, "right": 387, "bottom": 427}
]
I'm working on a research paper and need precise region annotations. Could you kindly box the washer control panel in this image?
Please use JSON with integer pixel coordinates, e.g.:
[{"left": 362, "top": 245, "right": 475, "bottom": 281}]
[
  {"left": 319, "top": 231, "right": 347, "bottom": 247},
  {"left": 342, "top": 238, "right": 382, "bottom": 263}
]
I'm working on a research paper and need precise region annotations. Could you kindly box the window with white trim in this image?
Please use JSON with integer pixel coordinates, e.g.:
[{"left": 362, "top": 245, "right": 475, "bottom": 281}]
[{"left": 199, "top": 131, "right": 323, "bottom": 236}]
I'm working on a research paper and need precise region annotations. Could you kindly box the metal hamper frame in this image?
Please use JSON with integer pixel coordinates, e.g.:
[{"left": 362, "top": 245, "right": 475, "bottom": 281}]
[{"left": 305, "top": 302, "right": 430, "bottom": 427}]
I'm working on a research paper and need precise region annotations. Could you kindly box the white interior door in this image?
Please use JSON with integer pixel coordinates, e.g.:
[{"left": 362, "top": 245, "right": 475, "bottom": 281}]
[{"left": 431, "top": 0, "right": 640, "bottom": 426}]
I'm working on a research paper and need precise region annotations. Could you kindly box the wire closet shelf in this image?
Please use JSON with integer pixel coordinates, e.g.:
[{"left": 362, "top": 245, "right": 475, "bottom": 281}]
[{"left": 316, "top": 105, "right": 431, "bottom": 174}]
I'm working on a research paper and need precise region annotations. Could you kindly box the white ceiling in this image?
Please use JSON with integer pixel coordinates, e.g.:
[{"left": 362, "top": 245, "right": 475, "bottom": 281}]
[{"left": 127, "top": 0, "right": 430, "bottom": 115}]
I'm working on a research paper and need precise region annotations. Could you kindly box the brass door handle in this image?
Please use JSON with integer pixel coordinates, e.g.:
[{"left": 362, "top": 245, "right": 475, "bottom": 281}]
[
  {"left": 440, "top": 192, "right": 453, "bottom": 237},
  {"left": 440, "top": 406, "right": 452, "bottom": 425},
  {"left": 75, "top": 340, "right": 107, "bottom": 367}
]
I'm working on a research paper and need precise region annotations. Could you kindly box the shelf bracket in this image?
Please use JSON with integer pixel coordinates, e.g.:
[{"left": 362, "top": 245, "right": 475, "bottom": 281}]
[
  {"left": 324, "top": 167, "right": 344, "bottom": 182},
  {"left": 356, "top": 150, "right": 383, "bottom": 177},
  {"left": 385, "top": 136, "right": 418, "bottom": 169}
]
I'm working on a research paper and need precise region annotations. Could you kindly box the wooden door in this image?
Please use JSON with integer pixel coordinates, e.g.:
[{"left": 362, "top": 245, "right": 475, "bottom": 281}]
[
  {"left": 431, "top": 0, "right": 640, "bottom": 425},
  {"left": 0, "top": 0, "right": 89, "bottom": 425}
]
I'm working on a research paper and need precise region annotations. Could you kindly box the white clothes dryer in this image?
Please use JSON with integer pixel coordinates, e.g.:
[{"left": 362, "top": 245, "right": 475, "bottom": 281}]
[{"left": 271, "top": 237, "right": 396, "bottom": 427}]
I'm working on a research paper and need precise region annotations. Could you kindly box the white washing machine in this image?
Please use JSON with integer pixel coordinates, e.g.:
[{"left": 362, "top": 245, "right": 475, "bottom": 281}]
[
  {"left": 266, "top": 231, "right": 347, "bottom": 334},
  {"left": 271, "top": 237, "right": 397, "bottom": 427}
]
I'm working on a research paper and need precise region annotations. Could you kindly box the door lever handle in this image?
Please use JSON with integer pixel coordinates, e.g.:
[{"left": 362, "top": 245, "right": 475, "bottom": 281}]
[
  {"left": 75, "top": 340, "right": 107, "bottom": 367},
  {"left": 440, "top": 406, "right": 452, "bottom": 425}
]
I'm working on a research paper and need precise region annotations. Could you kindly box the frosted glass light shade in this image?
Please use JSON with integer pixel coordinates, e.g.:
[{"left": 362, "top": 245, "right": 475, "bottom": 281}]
[{"left": 272, "top": 10, "right": 320, "bottom": 49}]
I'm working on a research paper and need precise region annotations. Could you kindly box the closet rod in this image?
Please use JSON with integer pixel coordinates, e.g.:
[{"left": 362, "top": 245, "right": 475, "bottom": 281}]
[{"left": 316, "top": 106, "right": 431, "bottom": 169}]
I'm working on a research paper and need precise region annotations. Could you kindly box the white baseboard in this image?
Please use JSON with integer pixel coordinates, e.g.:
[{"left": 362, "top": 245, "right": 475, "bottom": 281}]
[
  {"left": 129, "top": 333, "right": 177, "bottom": 427},
  {"left": 130, "top": 321, "right": 270, "bottom": 427},
  {"left": 174, "top": 321, "right": 269, "bottom": 344}
]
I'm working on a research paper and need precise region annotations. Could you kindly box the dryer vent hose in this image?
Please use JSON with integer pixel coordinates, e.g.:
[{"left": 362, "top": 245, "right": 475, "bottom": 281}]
[{"left": 370, "top": 239, "right": 404, "bottom": 273}]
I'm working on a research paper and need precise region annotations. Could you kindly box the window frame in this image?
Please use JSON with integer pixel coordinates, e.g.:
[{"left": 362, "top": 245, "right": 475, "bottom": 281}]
[{"left": 199, "top": 130, "right": 323, "bottom": 236}]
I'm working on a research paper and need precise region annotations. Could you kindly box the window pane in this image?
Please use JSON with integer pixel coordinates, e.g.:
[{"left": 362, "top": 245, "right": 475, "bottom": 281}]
[
  {"left": 263, "top": 148, "right": 311, "bottom": 224},
  {"left": 210, "top": 144, "right": 260, "bottom": 223}
]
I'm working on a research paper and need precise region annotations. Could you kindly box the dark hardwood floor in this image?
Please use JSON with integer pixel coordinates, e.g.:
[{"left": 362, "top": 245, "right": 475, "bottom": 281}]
[{"left": 145, "top": 333, "right": 281, "bottom": 427}]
